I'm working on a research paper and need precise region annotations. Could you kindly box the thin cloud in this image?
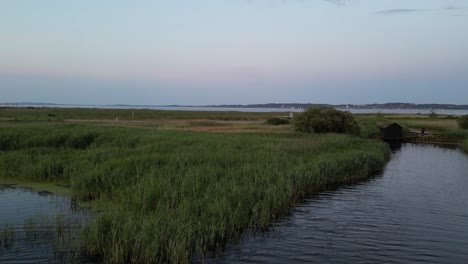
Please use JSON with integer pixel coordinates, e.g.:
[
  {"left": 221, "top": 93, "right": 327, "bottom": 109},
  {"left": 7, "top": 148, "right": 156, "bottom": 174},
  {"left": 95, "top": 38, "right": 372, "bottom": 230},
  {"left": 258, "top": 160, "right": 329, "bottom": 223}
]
[
  {"left": 245, "top": 0, "right": 349, "bottom": 5},
  {"left": 376, "top": 6, "right": 468, "bottom": 16},
  {"left": 375, "top": 9, "right": 424, "bottom": 16},
  {"left": 443, "top": 5, "right": 467, "bottom": 11},
  {"left": 324, "top": 0, "right": 348, "bottom": 5}
]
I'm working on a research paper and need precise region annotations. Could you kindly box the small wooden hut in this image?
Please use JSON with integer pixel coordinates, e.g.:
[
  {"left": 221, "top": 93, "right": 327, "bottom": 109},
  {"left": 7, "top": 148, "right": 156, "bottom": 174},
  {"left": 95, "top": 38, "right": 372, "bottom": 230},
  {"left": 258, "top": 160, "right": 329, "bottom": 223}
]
[{"left": 379, "top": 123, "right": 403, "bottom": 139}]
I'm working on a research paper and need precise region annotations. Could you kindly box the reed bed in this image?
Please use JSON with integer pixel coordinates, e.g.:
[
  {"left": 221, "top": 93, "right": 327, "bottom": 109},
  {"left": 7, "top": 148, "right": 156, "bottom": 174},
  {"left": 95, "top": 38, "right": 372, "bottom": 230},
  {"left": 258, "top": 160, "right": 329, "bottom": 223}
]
[
  {"left": 0, "top": 124, "right": 389, "bottom": 263},
  {"left": 0, "top": 107, "right": 282, "bottom": 122}
]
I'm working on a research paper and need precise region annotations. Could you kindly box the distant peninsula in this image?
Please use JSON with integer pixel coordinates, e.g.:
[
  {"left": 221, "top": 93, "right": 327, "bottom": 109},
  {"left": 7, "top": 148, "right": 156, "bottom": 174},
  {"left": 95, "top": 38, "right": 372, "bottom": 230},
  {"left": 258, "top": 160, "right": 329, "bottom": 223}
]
[{"left": 203, "top": 103, "right": 468, "bottom": 110}]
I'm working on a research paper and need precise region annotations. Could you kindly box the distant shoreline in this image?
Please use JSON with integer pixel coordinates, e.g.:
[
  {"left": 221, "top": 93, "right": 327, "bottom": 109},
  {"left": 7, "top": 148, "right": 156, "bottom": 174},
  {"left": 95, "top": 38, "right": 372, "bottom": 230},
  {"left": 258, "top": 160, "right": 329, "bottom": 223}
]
[{"left": 2, "top": 102, "right": 468, "bottom": 110}]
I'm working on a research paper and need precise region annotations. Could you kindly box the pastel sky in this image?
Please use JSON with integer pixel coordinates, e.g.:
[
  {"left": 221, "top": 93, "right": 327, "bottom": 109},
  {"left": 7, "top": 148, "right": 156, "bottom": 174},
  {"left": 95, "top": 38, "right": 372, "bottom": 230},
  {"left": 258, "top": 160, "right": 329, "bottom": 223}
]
[{"left": 1, "top": 0, "right": 468, "bottom": 105}]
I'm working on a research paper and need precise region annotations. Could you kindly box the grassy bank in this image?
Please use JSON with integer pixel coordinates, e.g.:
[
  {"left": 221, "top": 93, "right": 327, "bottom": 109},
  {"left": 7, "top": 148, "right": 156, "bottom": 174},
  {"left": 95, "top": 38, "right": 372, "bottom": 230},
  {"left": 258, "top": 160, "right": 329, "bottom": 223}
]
[{"left": 0, "top": 123, "right": 389, "bottom": 263}]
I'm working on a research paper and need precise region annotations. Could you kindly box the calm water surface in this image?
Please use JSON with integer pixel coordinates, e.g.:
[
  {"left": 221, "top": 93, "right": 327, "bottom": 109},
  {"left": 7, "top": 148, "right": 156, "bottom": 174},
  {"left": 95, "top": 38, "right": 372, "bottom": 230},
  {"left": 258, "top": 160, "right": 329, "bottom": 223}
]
[
  {"left": 208, "top": 144, "right": 468, "bottom": 264},
  {"left": 0, "top": 186, "right": 90, "bottom": 263}
]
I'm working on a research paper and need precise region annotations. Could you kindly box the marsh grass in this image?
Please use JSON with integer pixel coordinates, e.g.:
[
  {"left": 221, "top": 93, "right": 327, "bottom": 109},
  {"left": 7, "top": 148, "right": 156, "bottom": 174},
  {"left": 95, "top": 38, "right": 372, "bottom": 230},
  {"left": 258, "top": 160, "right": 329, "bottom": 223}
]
[
  {"left": 0, "top": 211, "right": 87, "bottom": 262},
  {"left": 0, "top": 107, "right": 282, "bottom": 122},
  {"left": 0, "top": 123, "right": 389, "bottom": 263}
]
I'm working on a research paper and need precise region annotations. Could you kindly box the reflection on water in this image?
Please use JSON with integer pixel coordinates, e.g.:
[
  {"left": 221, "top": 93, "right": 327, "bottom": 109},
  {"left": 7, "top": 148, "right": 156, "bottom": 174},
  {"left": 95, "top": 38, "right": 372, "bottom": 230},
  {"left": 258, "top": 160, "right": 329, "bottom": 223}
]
[
  {"left": 207, "top": 144, "right": 468, "bottom": 264},
  {"left": 0, "top": 186, "right": 90, "bottom": 263}
]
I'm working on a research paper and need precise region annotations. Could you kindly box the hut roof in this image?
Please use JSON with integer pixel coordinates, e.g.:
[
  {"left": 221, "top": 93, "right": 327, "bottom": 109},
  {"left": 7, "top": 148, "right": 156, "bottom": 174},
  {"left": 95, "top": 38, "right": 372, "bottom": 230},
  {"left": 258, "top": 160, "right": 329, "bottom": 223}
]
[{"left": 379, "top": 122, "right": 402, "bottom": 128}]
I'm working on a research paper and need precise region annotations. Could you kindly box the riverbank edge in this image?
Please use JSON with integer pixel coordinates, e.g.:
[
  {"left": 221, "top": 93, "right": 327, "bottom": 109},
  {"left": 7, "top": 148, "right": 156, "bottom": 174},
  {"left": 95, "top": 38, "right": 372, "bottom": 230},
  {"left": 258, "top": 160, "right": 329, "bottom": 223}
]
[
  {"left": 0, "top": 180, "right": 72, "bottom": 196},
  {"left": 0, "top": 180, "right": 119, "bottom": 214}
]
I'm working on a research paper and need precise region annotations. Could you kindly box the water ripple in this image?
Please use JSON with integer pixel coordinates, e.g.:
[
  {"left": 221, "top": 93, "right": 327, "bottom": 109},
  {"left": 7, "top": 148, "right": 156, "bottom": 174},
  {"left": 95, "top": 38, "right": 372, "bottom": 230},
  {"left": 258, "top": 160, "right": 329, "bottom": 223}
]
[{"left": 207, "top": 144, "right": 468, "bottom": 264}]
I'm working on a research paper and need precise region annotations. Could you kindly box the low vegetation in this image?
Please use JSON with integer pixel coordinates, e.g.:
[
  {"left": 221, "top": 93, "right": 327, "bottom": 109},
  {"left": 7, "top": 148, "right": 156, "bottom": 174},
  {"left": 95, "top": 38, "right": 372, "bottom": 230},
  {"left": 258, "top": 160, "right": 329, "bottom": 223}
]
[
  {"left": 458, "top": 115, "right": 468, "bottom": 129},
  {"left": 0, "top": 107, "right": 282, "bottom": 122},
  {"left": 0, "top": 122, "right": 388, "bottom": 263},
  {"left": 266, "top": 118, "right": 290, "bottom": 125},
  {"left": 428, "top": 109, "right": 438, "bottom": 119},
  {"left": 293, "top": 106, "right": 360, "bottom": 135}
]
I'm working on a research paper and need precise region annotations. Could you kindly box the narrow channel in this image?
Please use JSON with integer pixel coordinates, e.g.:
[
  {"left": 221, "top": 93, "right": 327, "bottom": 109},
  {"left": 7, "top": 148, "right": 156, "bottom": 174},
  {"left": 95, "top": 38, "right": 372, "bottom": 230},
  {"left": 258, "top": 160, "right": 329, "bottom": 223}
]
[{"left": 209, "top": 143, "right": 468, "bottom": 263}]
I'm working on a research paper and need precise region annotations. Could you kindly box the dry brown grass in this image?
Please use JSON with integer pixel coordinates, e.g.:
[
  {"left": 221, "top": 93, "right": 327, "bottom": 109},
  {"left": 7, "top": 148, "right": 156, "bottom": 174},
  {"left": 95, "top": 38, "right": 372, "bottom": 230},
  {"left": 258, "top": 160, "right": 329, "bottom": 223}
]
[{"left": 8, "top": 118, "right": 293, "bottom": 133}]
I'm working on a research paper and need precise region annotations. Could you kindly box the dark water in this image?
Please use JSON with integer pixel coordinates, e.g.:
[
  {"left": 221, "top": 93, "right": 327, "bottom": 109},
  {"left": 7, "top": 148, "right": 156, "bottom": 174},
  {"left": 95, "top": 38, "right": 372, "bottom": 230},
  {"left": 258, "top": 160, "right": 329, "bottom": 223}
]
[
  {"left": 0, "top": 186, "right": 90, "bottom": 263},
  {"left": 209, "top": 144, "right": 468, "bottom": 264}
]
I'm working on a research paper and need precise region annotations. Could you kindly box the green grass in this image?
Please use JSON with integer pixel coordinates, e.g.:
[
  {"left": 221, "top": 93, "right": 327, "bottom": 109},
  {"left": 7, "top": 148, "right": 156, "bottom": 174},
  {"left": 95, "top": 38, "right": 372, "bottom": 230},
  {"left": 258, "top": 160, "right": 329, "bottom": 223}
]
[
  {"left": 188, "top": 121, "right": 228, "bottom": 127},
  {"left": 0, "top": 107, "right": 283, "bottom": 122},
  {"left": 0, "top": 123, "right": 389, "bottom": 263}
]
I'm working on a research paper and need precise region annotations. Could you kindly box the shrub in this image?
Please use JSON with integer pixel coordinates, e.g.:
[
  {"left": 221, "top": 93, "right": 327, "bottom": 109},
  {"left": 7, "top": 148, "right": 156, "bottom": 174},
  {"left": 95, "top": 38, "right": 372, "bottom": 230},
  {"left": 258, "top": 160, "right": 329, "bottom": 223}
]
[
  {"left": 458, "top": 115, "right": 468, "bottom": 129},
  {"left": 266, "top": 118, "right": 290, "bottom": 125},
  {"left": 293, "top": 106, "right": 360, "bottom": 135}
]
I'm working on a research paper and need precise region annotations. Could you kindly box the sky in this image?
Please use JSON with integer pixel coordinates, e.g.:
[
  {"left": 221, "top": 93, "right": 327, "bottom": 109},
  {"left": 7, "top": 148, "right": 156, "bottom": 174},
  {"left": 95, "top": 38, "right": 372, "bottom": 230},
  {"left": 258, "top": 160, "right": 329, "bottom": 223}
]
[{"left": 1, "top": 0, "right": 468, "bottom": 105}]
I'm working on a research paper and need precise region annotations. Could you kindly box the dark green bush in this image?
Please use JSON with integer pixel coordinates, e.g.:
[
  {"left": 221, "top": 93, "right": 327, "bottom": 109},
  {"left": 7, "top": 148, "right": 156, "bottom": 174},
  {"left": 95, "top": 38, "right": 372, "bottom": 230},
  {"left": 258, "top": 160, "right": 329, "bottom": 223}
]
[
  {"left": 458, "top": 115, "right": 468, "bottom": 129},
  {"left": 266, "top": 118, "right": 290, "bottom": 125},
  {"left": 293, "top": 106, "right": 360, "bottom": 135}
]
